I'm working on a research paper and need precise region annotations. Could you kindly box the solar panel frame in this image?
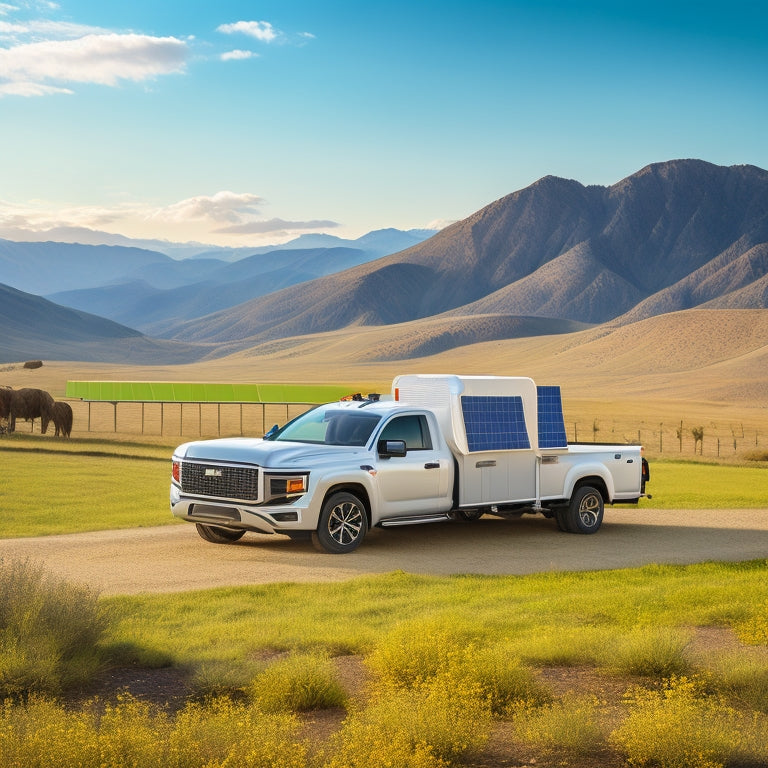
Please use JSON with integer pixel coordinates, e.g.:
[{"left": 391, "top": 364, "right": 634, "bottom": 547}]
[
  {"left": 537, "top": 385, "right": 568, "bottom": 450},
  {"left": 460, "top": 395, "right": 531, "bottom": 452}
]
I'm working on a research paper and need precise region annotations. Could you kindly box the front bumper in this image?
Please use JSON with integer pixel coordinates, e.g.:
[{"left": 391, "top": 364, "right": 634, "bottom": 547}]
[{"left": 170, "top": 484, "right": 313, "bottom": 535}]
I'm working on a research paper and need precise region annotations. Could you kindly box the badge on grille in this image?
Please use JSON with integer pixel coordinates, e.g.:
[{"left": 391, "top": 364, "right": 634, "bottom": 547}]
[{"left": 204, "top": 468, "right": 223, "bottom": 477}]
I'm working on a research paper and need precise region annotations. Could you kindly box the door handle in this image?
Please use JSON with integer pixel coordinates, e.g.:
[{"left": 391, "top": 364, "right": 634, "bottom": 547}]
[{"left": 424, "top": 462, "right": 440, "bottom": 469}]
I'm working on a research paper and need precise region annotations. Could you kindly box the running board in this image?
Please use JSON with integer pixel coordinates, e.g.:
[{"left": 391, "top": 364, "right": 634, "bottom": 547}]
[{"left": 379, "top": 513, "right": 452, "bottom": 528}]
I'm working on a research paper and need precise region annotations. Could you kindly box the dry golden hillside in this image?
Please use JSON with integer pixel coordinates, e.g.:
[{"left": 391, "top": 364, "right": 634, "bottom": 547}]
[{"left": 3, "top": 308, "right": 768, "bottom": 457}]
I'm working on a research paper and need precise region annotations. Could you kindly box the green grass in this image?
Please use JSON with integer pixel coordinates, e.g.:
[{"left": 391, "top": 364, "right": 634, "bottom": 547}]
[
  {"left": 0, "top": 437, "right": 174, "bottom": 537},
  {"left": 99, "top": 562, "right": 768, "bottom": 669},
  {"left": 641, "top": 460, "right": 768, "bottom": 508},
  {"left": 0, "top": 435, "right": 766, "bottom": 538},
  {"left": 0, "top": 559, "right": 107, "bottom": 696}
]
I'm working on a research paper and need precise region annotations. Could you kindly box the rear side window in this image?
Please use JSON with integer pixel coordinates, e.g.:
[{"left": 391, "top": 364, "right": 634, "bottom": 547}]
[{"left": 379, "top": 415, "right": 433, "bottom": 450}]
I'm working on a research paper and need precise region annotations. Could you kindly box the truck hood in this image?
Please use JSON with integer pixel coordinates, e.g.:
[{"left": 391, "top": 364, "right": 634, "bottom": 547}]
[{"left": 175, "top": 437, "right": 369, "bottom": 468}]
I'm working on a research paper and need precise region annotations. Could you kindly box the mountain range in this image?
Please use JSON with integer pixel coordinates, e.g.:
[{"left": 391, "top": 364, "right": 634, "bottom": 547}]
[{"left": 1, "top": 159, "right": 767, "bottom": 365}]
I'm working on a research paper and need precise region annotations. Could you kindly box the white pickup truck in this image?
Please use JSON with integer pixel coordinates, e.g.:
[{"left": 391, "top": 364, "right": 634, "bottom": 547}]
[{"left": 171, "top": 374, "right": 643, "bottom": 553}]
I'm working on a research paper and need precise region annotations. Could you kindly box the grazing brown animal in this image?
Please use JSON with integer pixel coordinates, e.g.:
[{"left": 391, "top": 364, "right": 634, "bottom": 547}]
[
  {"left": 52, "top": 401, "right": 73, "bottom": 438},
  {"left": 0, "top": 386, "right": 12, "bottom": 420},
  {"left": 8, "top": 387, "right": 55, "bottom": 434}
]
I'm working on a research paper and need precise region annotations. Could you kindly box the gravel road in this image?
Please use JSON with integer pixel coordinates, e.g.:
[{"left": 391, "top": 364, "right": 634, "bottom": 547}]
[{"left": 2, "top": 508, "right": 767, "bottom": 595}]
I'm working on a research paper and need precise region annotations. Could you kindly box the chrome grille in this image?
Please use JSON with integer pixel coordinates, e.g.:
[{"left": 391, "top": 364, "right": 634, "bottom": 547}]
[{"left": 181, "top": 461, "right": 259, "bottom": 502}]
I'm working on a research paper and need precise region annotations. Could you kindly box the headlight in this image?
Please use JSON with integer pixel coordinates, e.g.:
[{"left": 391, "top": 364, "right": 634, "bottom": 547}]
[{"left": 267, "top": 474, "right": 308, "bottom": 502}]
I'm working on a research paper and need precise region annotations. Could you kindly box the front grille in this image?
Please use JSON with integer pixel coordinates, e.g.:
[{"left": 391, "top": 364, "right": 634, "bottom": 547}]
[{"left": 181, "top": 461, "right": 259, "bottom": 502}]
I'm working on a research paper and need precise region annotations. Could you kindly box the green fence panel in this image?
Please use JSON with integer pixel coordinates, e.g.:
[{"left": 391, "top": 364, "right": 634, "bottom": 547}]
[{"left": 65, "top": 381, "right": 368, "bottom": 403}]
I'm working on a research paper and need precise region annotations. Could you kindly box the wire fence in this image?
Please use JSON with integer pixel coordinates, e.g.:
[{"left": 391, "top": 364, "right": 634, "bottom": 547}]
[
  {"left": 7, "top": 400, "right": 315, "bottom": 440},
  {"left": 568, "top": 418, "right": 767, "bottom": 459},
  {"left": 6, "top": 400, "right": 768, "bottom": 459}
]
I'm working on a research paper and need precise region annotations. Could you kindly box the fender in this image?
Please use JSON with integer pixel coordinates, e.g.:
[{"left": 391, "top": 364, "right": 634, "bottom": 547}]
[
  {"left": 562, "top": 461, "right": 615, "bottom": 502},
  {"left": 309, "top": 465, "right": 378, "bottom": 520}
]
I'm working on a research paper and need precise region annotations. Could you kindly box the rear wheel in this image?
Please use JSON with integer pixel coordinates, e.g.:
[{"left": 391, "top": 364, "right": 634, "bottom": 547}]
[
  {"left": 312, "top": 492, "right": 368, "bottom": 553},
  {"left": 566, "top": 486, "right": 604, "bottom": 534},
  {"left": 195, "top": 523, "right": 246, "bottom": 544}
]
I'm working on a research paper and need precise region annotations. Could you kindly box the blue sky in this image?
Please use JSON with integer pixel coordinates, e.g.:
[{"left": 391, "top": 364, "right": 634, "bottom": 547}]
[{"left": 1, "top": 0, "right": 766, "bottom": 248}]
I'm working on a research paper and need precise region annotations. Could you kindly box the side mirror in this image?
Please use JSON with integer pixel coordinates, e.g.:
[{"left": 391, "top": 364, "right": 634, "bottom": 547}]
[
  {"left": 378, "top": 439, "right": 406, "bottom": 458},
  {"left": 264, "top": 424, "right": 279, "bottom": 439}
]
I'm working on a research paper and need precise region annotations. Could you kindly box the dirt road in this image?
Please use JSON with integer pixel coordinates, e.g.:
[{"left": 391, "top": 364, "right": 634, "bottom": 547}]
[{"left": 2, "top": 508, "right": 767, "bottom": 595}]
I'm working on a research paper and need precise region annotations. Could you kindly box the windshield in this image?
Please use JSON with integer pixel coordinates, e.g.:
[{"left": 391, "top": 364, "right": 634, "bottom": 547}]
[{"left": 266, "top": 405, "right": 381, "bottom": 447}]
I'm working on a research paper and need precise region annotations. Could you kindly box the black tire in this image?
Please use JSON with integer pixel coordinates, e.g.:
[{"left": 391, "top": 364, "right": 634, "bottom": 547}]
[
  {"left": 554, "top": 506, "right": 572, "bottom": 532},
  {"left": 566, "top": 486, "right": 604, "bottom": 534},
  {"left": 312, "top": 492, "right": 368, "bottom": 553},
  {"left": 195, "top": 523, "right": 246, "bottom": 544}
]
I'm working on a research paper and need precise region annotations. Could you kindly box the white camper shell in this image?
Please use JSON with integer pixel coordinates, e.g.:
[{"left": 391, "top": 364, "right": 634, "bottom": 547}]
[{"left": 393, "top": 374, "right": 640, "bottom": 512}]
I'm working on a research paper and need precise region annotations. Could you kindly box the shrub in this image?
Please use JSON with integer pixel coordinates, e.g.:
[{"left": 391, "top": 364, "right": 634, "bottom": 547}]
[
  {"left": 0, "top": 694, "right": 308, "bottom": 768},
  {"left": 0, "top": 694, "right": 167, "bottom": 768},
  {"left": 188, "top": 658, "right": 259, "bottom": 700},
  {"left": 463, "top": 644, "right": 551, "bottom": 716},
  {"left": 0, "top": 558, "right": 107, "bottom": 696},
  {"left": 248, "top": 651, "right": 347, "bottom": 712},
  {"left": 320, "top": 677, "right": 491, "bottom": 768},
  {"left": 365, "top": 619, "right": 548, "bottom": 716},
  {"left": 364, "top": 617, "right": 476, "bottom": 691},
  {"left": 742, "top": 449, "right": 768, "bottom": 462},
  {"left": 708, "top": 654, "right": 768, "bottom": 713},
  {"left": 513, "top": 694, "right": 606, "bottom": 757},
  {"left": 608, "top": 627, "right": 692, "bottom": 678},
  {"left": 168, "top": 696, "right": 308, "bottom": 768},
  {"left": 735, "top": 599, "right": 768, "bottom": 646},
  {"left": 22, "top": 360, "right": 43, "bottom": 369},
  {"left": 610, "top": 675, "right": 768, "bottom": 768}
]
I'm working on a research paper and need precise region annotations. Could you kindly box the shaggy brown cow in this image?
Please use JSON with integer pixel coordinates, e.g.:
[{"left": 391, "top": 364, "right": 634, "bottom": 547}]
[
  {"left": 52, "top": 401, "right": 73, "bottom": 438},
  {"left": 0, "top": 386, "right": 12, "bottom": 419},
  {"left": 8, "top": 387, "right": 55, "bottom": 434}
]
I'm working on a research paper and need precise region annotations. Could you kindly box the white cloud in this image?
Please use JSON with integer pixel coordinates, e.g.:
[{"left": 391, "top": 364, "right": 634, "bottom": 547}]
[
  {"left": 0, "top": 79, "right": 70, "bottom": 95},
  {"left": 0, "top": 32, "right": 188, "bottom": 94},
  {"left": 0, "top": 193, "right": 340, "bottom": 246},
  {"left": 216, "top": 218, "right": 339, "bottom": 235},
  {"left": 0, "top": 19, "right": 105, "bottom": 42},
  {"left": 220, "top": 48, "right": 256, "bottom": 61},
  {"left": 153, "top": 192, "right": 265, "bottom": 224},
  {"left": 217, "top": 20, "right": 277, "bottom": 42}
]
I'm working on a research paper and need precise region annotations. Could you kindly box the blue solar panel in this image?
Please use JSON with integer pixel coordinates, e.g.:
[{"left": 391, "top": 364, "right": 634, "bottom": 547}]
[
  {"left": 461, "top": 396, "right": 531, "bottom": 451},
  {"left": 537, "top": 386, "right": 568, "bottom": 449}
]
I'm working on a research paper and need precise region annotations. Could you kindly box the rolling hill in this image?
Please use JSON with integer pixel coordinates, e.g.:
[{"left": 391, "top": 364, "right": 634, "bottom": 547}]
[
  {"left": 3, "top": 159, "right": 768, "bottom": 370},
  {"left": 159, "top": 159, "right": 768, "bottom": 345},
  {"left": 39, "top": 231, "right": 436, "bottom": 332},
  {"left": 0, "top": 240, "right": 171, "bottom": 295},
  {"left": 0, "top": 283, "right": 214, "bottom": 364},
  {"left": 48, "top": 247, "right": 374, "bottom": 332}
]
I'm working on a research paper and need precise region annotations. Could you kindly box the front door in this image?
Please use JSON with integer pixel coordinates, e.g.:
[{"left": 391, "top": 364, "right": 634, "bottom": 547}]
[{"left": 373, "top": 414, "right": 452, "bottom": 518}]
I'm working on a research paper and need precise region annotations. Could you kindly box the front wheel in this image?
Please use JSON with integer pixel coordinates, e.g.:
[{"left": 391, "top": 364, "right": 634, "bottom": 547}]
[
  {"left": 312, "top": 492, "right": 368, "bottom": 554},
  {"left": 566, "top": 486, "right": 604, "bottom": 534},
  {"left": 195, "top": 523, "right": 246, "bottom": 544}
]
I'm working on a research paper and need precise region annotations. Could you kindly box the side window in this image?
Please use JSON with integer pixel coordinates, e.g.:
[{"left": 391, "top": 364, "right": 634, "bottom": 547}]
[{"left": 379, "top": 415, "right": 433, "bottom": 451}]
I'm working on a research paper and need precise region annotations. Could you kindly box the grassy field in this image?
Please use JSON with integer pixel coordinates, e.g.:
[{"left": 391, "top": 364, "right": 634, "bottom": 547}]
[
  {"left": 0, "top": 436, "right": 173, "bottom": 537},
  {"left": 3, "top": 558, "right": 768, "bottom": 767},
  {"left": 100, "top": 561, "right": 768, "bottom": 668},
  {"left": 1, "top": 436, "right": 767, "bottom": 539},
  {"left": 2, "top": 431, "right": 768, "bottom": 766}
]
